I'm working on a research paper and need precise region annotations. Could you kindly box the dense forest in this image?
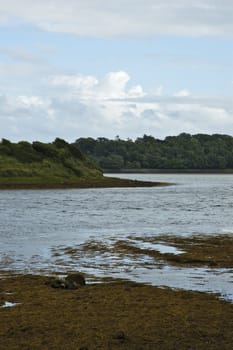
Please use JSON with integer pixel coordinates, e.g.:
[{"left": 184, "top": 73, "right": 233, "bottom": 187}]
[
  {"left": 75, "top": 133, "right": 233, "bottom": 170},
  {"left": 0, "top": 138, "right": 102, "bottom": 184}
]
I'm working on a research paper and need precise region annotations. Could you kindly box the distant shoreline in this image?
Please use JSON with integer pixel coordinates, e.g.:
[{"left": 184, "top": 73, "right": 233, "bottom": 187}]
[
  {"left": 104, "top": 168, "right": 233, "bottom": 174},
  {"left": 0, "top": 176, "right": 171, "bottom": 190}
]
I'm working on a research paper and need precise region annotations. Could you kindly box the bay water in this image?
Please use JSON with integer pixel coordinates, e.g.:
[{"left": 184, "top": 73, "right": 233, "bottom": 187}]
[{"left": 0, "top": 174, "right": 233, "bottom": 301}]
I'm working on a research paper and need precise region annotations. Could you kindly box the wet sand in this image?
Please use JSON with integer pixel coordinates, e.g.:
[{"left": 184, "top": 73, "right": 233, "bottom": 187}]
[{"left": 0, "top": 274, "right": 233, "bottom": 350}]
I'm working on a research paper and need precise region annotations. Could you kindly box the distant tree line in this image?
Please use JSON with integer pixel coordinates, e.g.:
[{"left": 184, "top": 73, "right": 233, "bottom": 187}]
[{"left": 75, "top": 133, "right": 233, "bottom": 170}]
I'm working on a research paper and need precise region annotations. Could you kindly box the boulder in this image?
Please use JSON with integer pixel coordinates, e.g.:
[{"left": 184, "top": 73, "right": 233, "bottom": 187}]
[
  {"left": 65, "top": 273, "right": 86, "bottom": 289},
  {"left": 45, "top": 273, "right": 86, "bottom": 290}
]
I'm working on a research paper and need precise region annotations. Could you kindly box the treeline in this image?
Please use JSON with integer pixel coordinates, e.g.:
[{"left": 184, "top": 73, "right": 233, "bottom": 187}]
[
  {"left": 0, "top": 138, "right": 84, "bottom": 163},
  {"left": 75, "top": 133, "right": 233, "bottom": 170}
]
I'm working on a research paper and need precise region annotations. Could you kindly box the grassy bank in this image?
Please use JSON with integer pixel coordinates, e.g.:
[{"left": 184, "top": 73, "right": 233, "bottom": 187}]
[
  {"left": 0, "top": 139, "right": 171, "bottom": 189},
  {"left": 0, "top": 274, "right": 233, "bottom": 350}
]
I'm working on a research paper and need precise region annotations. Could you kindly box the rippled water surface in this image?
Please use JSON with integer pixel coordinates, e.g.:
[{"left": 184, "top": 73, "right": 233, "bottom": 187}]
[{"left": 0, "top": 174, "right": 233, "bottom": 300}]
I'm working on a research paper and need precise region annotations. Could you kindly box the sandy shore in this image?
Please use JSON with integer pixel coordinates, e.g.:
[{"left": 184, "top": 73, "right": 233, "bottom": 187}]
[{"left": 0, "top": 274, "right": 233, "bottom": 350}]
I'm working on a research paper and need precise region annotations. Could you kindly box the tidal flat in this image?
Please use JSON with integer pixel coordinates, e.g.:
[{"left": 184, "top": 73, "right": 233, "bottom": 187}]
[
  {"left": 49, "top": 234, "right": 233, "bottom": 301},
  {"left": 0, "top": 274, "right": 233, "bottom": 350},
  {"left": 0, "top": 176, "right": 170, "bottom": 190},
  {"left": 0, "top": 234, "right": 233, "bottom": 349},
  {"left": 114, "top": 234, "right": 233, "bottom": 268}
]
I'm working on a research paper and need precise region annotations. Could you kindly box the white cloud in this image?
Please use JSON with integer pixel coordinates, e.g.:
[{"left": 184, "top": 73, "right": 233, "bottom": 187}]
[
  {"left": 97, "top": 71, "right": 130, "bottom": 99},
  {"left": 128, "top": 85, "right": 145, "bottom": 98},
  {"left": 16, "top": 95, "right": 48, "bottom": 108},
  {"left": 0, "top": 0, "right": 233, "bottom": 37},
  {"left": 0, "top": 2, "right": 232, "bottom": 141},
  {"left": 174, "top": 89, "right": 191, "bottom": 97},
  {"left": 0, "top": 70, "right": 233, "bottom": 142},
  {"left": 49, "top": 71, "right": 145, "bottom": 100},
  {"left": 50, "top": 74, "right": 98, "bottom": 91}
]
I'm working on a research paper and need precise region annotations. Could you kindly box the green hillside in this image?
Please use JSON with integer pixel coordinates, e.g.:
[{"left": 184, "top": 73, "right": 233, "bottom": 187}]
[
  {"left": 0, "top": 138, "right": 103, "bottom": 187},
  {"left": 0, "top": 138, "right": 168, "bottom": 189}
]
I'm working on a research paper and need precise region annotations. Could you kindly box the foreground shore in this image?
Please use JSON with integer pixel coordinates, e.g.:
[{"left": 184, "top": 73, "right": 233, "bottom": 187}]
[
  {"left": 0, "top": 176, "right": 171, "bottom": 190},
  {"left": 0, "top": 274, "right": 233, "bottom": 350}
]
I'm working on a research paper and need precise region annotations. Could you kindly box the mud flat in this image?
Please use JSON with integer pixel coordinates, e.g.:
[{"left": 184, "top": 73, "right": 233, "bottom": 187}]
[
  {"left": 116, "top": 234, "right": 233, "bottom": 268},
  {"left": 0, "top": 176, "right": 171, "bottom": 190},
  {"left": 0, "top": 274, "right": 233, "bottom": 350},
  {"left": 1, "top": 235, "right": 233, "bottom": 349}
]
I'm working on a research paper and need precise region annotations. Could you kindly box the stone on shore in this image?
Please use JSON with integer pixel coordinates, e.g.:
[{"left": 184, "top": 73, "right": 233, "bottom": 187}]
[{"left": 45, "top": 273, "right": 86, "bottom": 290}]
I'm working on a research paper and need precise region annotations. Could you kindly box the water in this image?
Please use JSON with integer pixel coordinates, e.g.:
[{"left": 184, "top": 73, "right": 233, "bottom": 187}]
[
  {"left": 1, "top": 301, "right": 20, "bottom": 308},
  {"left": 0, "top": 174, "right": 233, "bottom": 301}
]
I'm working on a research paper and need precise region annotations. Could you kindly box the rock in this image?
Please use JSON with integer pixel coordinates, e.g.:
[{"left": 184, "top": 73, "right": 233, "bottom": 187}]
[
  {"left": 45, "top": 273, "right": 86, "bottom": 290},
  {"left": 65, "top": 273, "right": 86, "bottom": 289},
  {"left": 45, "top": 278, "right": 66, "bottom": 289}
]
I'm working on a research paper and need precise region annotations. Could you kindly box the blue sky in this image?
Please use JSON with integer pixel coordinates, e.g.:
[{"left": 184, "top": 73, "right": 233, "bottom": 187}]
[{"left": 0, "top": 0, "right": 233, "bottom": 141}]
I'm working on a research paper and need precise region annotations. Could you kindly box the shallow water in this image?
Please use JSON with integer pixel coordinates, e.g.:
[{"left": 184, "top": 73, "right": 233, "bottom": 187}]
[
  {"left": 0, "top": 174, "right": 233, "bottom": 301},
  {"left": 1, "top": 301, "right": 19, "bottom": 308},
  {"left": 130, "top": 240, "right": 185, "bottom": 255}
]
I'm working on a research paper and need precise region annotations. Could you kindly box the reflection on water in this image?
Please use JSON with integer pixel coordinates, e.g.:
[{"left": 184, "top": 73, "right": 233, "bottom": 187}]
[
  {"left": 0, "top": 173, "right": 233, "bottom": 301},
  {"left": 130, "top": 240, "right": 185, "bottom": 255}
]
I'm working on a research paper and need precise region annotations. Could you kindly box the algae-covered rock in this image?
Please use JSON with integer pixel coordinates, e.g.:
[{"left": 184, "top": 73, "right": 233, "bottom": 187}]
[
  {"left": 45, "top": 273, "right": 86, "bottom": 290},
  {"left": 65, "top": 273, "right": 86, "bottom": 289},
  {"left": 45, "top": 278, "right": 66, "bottom": 289}
]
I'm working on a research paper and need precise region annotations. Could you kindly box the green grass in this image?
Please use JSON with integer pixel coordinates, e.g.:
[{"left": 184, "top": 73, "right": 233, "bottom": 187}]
[{"left": 0, "top": 138, "right": 103, "bottom": 186}]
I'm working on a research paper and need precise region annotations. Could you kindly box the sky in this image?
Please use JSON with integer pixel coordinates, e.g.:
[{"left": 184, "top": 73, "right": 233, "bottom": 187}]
[{"left": 0, "top": 0, "right": 233, "bottom": 142}]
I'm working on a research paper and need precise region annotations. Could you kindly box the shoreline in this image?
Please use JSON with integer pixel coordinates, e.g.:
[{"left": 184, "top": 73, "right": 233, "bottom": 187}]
[
  {"left": 104, "top": 168, "right": 233, "bottom": 174},
  {"left": 0, "top": 176, "right": 171, "bottom": 190},
  {"left": 1, "top": 235, "right": 232, "bottom": 302},
  {"left": 1, "top": 235, "right": 233, "bottom": 348},
  {"left": 0, "top": 273, "right": 233, "bottom": 349}
]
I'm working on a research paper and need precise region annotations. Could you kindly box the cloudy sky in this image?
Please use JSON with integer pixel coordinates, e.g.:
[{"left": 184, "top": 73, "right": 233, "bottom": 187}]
[{"left": 0, "top": 0, "right": 233, "bottom": 142}]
